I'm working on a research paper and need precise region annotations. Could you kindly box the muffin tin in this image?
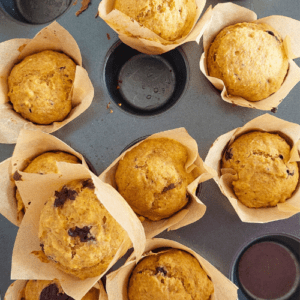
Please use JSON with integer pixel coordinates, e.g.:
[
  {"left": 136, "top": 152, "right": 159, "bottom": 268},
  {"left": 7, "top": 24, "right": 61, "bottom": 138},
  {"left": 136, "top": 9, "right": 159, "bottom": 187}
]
[{"left": 0, "top": 0, "right": 300, "bottom": 299}]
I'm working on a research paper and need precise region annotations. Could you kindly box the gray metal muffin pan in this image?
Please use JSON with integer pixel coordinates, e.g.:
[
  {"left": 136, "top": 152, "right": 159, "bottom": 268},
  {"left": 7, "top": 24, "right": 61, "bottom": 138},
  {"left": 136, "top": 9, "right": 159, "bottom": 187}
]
[{"left": 0, "top": 0, "right": 300, "bottom": 299}]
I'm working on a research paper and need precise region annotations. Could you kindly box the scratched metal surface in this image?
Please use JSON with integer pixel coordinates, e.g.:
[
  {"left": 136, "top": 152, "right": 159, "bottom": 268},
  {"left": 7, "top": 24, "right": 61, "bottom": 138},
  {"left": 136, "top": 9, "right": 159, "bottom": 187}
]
[{"left": 0, "top": 0, "right": 300, "bottom": 299}]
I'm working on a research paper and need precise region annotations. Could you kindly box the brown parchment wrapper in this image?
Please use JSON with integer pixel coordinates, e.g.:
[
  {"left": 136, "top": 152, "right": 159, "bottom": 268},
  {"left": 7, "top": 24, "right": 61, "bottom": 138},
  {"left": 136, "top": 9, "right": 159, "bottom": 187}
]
[
  {"left": 0, "top": 21, "right": 94, "bottom": 144},
  {"left": 106, "top": 238, "right": 238, "bottom": 300},
  {"left": 99, "top": 127, "right": 217, "bottom": 239},
  {"left": 0, "top": 128, "right": 89, "bottom": 227},
  {"left": 4, "top": 280, "right": 108, "bottom": 300},
  {"left": 205, "top": 113, "right": 300, "bottom": 223},
  {"left": 11, "top": 163, "right": 146, "bottom": 300},
  {"left": 199, "top": 2, "right": 300, "bottom": 111},
  {"left": 98, "top": 0, "right": 212, "bottom": 55}
]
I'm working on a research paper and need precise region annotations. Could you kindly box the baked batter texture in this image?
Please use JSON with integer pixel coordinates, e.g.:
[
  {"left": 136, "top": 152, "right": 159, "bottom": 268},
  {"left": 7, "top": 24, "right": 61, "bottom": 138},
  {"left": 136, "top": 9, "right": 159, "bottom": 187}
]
[
  {"left": 23, "top": 279, "right": 99, "bottom": 300},
  {"left": 114, "top": 0, "right": 197, "bottom": 41},
  {"left": 8, "top": 50, "right": 76, "bottom": 124},
  {"left": 207, "top": 23, "right": 289, "bottom": 101},
  {"left": 39, "top": 179, "right": 130, "bottom": 279},
  {"left": 128, "top": 249, "right": 214, "bottom": 300},
  {"left": 222, "top": 131, "right": 299, "bottom": 208},
  {"left": 15, "top": 151, "right": 80, "bottom": 214},
  {"left": 115, "top": 138, "right": 197, "bottom": 221}
]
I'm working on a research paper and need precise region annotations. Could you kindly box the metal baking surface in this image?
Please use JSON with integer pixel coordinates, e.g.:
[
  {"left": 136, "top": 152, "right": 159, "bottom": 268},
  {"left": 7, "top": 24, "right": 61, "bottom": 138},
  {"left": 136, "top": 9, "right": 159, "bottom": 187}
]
[{"left": 0, "top": 0, "right": 300, "bottom": 299}]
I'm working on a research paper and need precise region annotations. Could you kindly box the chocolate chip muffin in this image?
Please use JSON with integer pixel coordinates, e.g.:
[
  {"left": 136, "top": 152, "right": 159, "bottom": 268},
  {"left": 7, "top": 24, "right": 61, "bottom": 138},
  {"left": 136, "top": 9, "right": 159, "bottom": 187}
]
[
  {"left": 222, "top": 131, "right": 299, "bottom": 208},
  {"left": 15, "top": 151, "right": 80, "bottom": 214},
  {"left": 8, "top": 50, "right": 76, "bottom": 124},
  {"left": 128, "top": 249, "right": 214, "bottom": 300},
  {"left": 115, "top": 138, "right": 198, "bottom": 221},
  {"left": 207, "top": 23, "right": 289, "bottom": 101},
  {"left": 38, "top": 179, "right": 130, "bottom": 279},
  {"left": 22, "top": 280, "right": 99, "bottom": 300},
  {"left": 114, "top": 0, "right": 197, "bottom": 41}
]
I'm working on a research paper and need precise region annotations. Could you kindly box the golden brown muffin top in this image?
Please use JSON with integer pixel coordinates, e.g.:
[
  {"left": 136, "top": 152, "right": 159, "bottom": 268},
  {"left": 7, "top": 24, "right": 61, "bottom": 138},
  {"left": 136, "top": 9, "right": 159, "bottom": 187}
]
[
  {"left": 115, "top": 138, "right": 198, "bottom": 221},
  {"left": 114, "top": 0, "right": 197, "bottom": 41},
  {"left": 39, "top": 179, "right": 129, "bottom": 279},
  {"left": 207, "top": 22, "right": 288, "bottom": 101},
  {"left": 222, "top": 131, "right": 299, "bottom": 208},
  {"left": 128, "top": 249, "right": 214, "bottom": 300}
]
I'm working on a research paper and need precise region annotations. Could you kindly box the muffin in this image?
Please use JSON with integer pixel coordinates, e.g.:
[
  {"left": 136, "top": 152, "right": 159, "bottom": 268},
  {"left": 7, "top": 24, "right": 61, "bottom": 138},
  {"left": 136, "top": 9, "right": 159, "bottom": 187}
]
[
  {"left": 15, "top": 151, "right": 80, "bottom": 214},
  {"left": 39, "top": 179, "right": 130, "bottom": 279},
  {"left": 115, "top": 138, "right": 198, "bottom": 221},
  {"left": 128, "top": 249, "right": 214, "bottom": 300},
  {"left": 22, "top": 279, "right": 99, "bottom": 300},
  {"left": 114, "top": 0, "right": 197, "bottom": 41},
  {"left": 8, "top": 50, "right": 76, "bottom": 124},
  {"left": 207, "top": 22, "right": 289, "bottom": 101},
  {"left": 222, "top": 131, "right": 299, "bottom": 208}
]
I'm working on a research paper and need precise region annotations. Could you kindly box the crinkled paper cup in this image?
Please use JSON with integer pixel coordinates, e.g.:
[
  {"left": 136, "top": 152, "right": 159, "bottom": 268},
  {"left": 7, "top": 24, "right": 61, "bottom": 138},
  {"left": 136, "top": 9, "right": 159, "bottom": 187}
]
[
  {"left": 0, "top": 21, "right": 94, "bottom": 144},
  {"left": 11, "top": 163, "right": 146, "bottom": 300},
  {"left": 99, "top": 127, "right": 217, "bottom": 239},
  {"left": 0, "top": 128, "right": 89, "bottom": 227},
  {"left": 4, "top": 279, "right": 108, "bottom": 300},
  {"left": 106, "top": 238, "right": 238, "bottom": 300},
  {"left": 205, "top": 113, "right": 300, "bottom": 223},
  {"left": 98, "top": 0, "right": 212, "bottom": 55},
  {"left": 200, "top": 2, "right": 300, "bottom": 111}
]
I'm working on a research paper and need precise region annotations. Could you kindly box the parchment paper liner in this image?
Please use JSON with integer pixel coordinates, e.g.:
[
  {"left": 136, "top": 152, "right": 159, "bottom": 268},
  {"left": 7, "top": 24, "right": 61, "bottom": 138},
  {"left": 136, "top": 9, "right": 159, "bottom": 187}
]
[
  {"left": 99, "top": 127, "right": 217, "bottom": 239},
  {"left": 98, "top": 0, "right": 212, "bottom": 55},
  {"left": 199, "top": 2, "right": 300, "bottom": 111},
  {"left": 0, "top": 128, "right": 89, "bottom": 227},
  {"left": 11, "top": 163, "right": 146, "bottom": 300},
  {"left": 4, "top": 279, "right": 108, "bottom": 300},
  {"left": 0, "top": 21, "right": 94, "bottom": 144},
  {"left": 205, "top": 113, "right": 300, "bottom": 223},
  {"left": 106, "top": 238, "right": 238, "bottom": 300}
]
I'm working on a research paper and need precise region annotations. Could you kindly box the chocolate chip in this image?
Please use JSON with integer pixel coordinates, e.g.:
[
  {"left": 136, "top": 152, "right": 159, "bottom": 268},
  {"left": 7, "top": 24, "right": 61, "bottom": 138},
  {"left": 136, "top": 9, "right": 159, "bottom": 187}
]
[
  {"left": 82, "top": 179, "right": 95, "bottom": 190},
  {"left": 68, "top": 226, "right": 95, "bottom": 242},
  {"left": 28, "top": 202, "right": 31, "bottom": 205},
  {"left": 266, "top": 31, "right": 280, "bottom": 42},
  {"left": 29, "top": 108, "right": 32, "bottom": 113},
  {"left": 13, "top": 171, "right": 22, "bottom": 181},
  {"left": 59, "top": 66, "right": 66, "bottom": 70},
  {"left": 156, "top": 267, "right": 167, "bottom": 276},
  {"left": 40, "top": 243, "right": 45, "bottom": 252},
  {"left": 287, "top": 170, "right": 295, "bottom": 176},
  {"left": 162, "top": 183, "right": 175, "bottom": 193},
  {"left": 279, "top": 155, "right": 284, "bottom": 159},
  {"left": 271, "top": 107, "right": 278, "bottom": 113},
  {"left": 54, "top": 186, "right": 78, "bottom": 207},
  {"left": 40, "top": 283, "right": 74, "bottom": 300},
  {"left": 225, "top": 148, "right": 233, "bottom": 160}
]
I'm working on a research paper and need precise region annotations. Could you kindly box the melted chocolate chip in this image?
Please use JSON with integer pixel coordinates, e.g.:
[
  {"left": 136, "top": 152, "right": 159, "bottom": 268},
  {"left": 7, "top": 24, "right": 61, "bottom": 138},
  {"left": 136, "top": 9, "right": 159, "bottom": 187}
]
[
  {"left": 156, "top": 267, "right": 167, "bottom": 276},
  {"left": 59, "top": 66, "right": 66, "bottom": 70},
  {"left": 40, "top": 283, "right": 74, "bottom": 300},
  {"left": 68, "top": 226, "right": 95, "bottom": 242},
  {"left": 225, "top": 148, "right": 233, "bottom": 160},
  {"left": 287, "top": 169, "right": 295, "bottom": 176},
  {"left": 266, "top": 31, "right": 280, "bottom": 42},
  {"left": 40, "top": 243, "right": 45, "bottom": 252},
  {"left": 162, "top": 183, "right": 175, "bottom": 193},
  {"left": 82, "top": 179, "right": 95, "bottom": 190},
  {"left": 54, "top": 186, "right": 78, "bottom": 207},
  {"left": 271, "top": 107, "right": 278, "bottom": 113},
  {"left": 13, "top": 171, "right": 22, "bottom": 181}
]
